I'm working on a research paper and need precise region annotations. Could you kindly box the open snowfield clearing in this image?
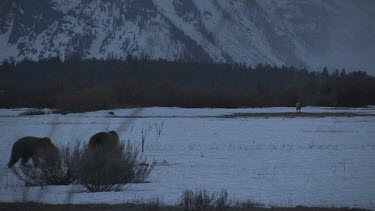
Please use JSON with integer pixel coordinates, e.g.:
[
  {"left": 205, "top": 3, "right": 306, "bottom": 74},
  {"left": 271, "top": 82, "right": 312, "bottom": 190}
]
[{"left": 0, "top": 107, "right": 374, "bottom": 209}]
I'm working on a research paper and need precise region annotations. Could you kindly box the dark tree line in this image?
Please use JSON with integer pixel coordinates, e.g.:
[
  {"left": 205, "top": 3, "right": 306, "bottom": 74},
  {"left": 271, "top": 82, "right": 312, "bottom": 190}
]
[{"left": 0, "top": 56, "right": 374, "bottom": 112}]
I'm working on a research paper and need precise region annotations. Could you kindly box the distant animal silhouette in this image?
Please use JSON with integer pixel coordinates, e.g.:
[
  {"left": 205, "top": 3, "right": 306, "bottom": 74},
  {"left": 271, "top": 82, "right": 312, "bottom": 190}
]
[
  {"left": 108, "top": 111, "right": 116, "bottom": 117},
  {"left": 296, "top": 102, "right": 302, "bottom": 114},
  {"left": 88, "top": 131, "right": 120, "bottom": 150},
  {"left": 8, "top": 136, "right": 59, "bottom": 168}
]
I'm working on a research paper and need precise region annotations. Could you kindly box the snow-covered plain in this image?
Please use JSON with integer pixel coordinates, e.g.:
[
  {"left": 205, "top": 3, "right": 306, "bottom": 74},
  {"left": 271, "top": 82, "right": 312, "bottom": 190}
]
[{"left": 0, "top": 107, "right": 374, "bottom": 209}]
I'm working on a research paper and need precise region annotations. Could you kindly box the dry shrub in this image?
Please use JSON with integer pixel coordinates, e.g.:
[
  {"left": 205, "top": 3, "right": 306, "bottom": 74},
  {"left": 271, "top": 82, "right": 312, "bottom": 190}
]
[
  {"left": 12, "top": 145, "right": 77, "bottom": 187},
  {"left": 180, "top": 189, "right": 212, "bottom": 210},
  {"left": 12, "top": 140, "right": 155, "bottom": 192},
  {"left": 180, "top": 189, "right": 229, "bottom": 211},
  {"left": 234, "top": 199, "right": 263, "bottom": 209},
  {"left": 213, "top": 189, "right": 229, "bottom": 210},
  {"left": 76, "top": 141, "right": 155, "bottom": 192},
  {"left": 133, "top": 161, "right": 155, "bottom": 184},
  {"left": 19, "top": 108, "right": 47, "bottom": 116}
]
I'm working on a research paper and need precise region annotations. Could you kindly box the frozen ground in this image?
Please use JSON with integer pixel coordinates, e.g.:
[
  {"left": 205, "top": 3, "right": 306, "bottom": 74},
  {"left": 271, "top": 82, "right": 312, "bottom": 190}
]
[{"left": 0, "top": 107, "right": 374, "bottom": 209}]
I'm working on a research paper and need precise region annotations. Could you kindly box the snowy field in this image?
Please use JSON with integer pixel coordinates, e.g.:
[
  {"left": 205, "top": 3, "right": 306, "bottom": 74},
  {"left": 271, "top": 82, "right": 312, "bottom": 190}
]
[{"left": 0, "top": 107, "right": 374, "bottom": 209}]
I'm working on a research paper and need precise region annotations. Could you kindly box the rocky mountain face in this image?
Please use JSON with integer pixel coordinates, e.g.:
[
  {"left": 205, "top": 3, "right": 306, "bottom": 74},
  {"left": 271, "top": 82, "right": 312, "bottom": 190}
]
[{"left": 0, "top": 0, "right": 374, "bottom": 72}]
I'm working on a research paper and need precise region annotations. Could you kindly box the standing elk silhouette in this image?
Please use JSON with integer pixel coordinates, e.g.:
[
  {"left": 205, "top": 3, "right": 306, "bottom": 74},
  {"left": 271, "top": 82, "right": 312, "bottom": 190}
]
[{"left": 296, "top": 102, "right": 302, "bottom": 115}]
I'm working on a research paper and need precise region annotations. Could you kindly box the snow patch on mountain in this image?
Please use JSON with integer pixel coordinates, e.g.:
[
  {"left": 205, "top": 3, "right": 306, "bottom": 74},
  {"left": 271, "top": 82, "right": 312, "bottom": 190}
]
[{"left": 0, "top": 0, "right": 374, "bottom": 73}]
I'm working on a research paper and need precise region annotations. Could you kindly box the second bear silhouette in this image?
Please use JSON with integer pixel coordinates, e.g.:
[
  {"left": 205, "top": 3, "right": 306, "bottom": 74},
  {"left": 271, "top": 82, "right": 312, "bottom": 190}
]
[{"left": 88, "top": 130, "right": 120, "bottom": 150}]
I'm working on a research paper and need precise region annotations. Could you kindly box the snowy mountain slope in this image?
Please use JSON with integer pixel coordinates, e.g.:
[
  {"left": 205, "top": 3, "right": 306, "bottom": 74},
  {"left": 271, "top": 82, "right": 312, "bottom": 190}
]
[{"left": 0, "top": 0, "right": 374, "bottom": 73}]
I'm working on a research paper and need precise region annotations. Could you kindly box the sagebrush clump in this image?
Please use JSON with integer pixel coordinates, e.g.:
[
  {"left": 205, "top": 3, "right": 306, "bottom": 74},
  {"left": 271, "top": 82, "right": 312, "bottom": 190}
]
[
  {"left": 13, "top": 140, "right": 155, "bottom": 192},
  {"left": 180, "top": 189, "right": 229, "bottom": 211},
  {"left": 12, "top": 144, "right": 77, "bottom": 187}
]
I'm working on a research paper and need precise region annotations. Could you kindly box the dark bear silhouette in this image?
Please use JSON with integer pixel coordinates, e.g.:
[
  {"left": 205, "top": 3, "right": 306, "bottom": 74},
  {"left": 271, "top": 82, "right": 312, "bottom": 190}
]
[
  {"left": 8, "top": 136, "right": 59, "bottom": 168},
  {"left": 88, "top": 131, "right": 120, "bottom": 150}
]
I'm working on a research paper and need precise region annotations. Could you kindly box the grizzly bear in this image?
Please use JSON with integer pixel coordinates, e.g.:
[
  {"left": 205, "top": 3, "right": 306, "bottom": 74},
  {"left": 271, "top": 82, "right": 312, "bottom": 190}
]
[
  {"left": 8, "top": 136, "right": 59, "bottom": 168},
  {"left": 88, "top": 130, "right": 120, "bottom": 150}
]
